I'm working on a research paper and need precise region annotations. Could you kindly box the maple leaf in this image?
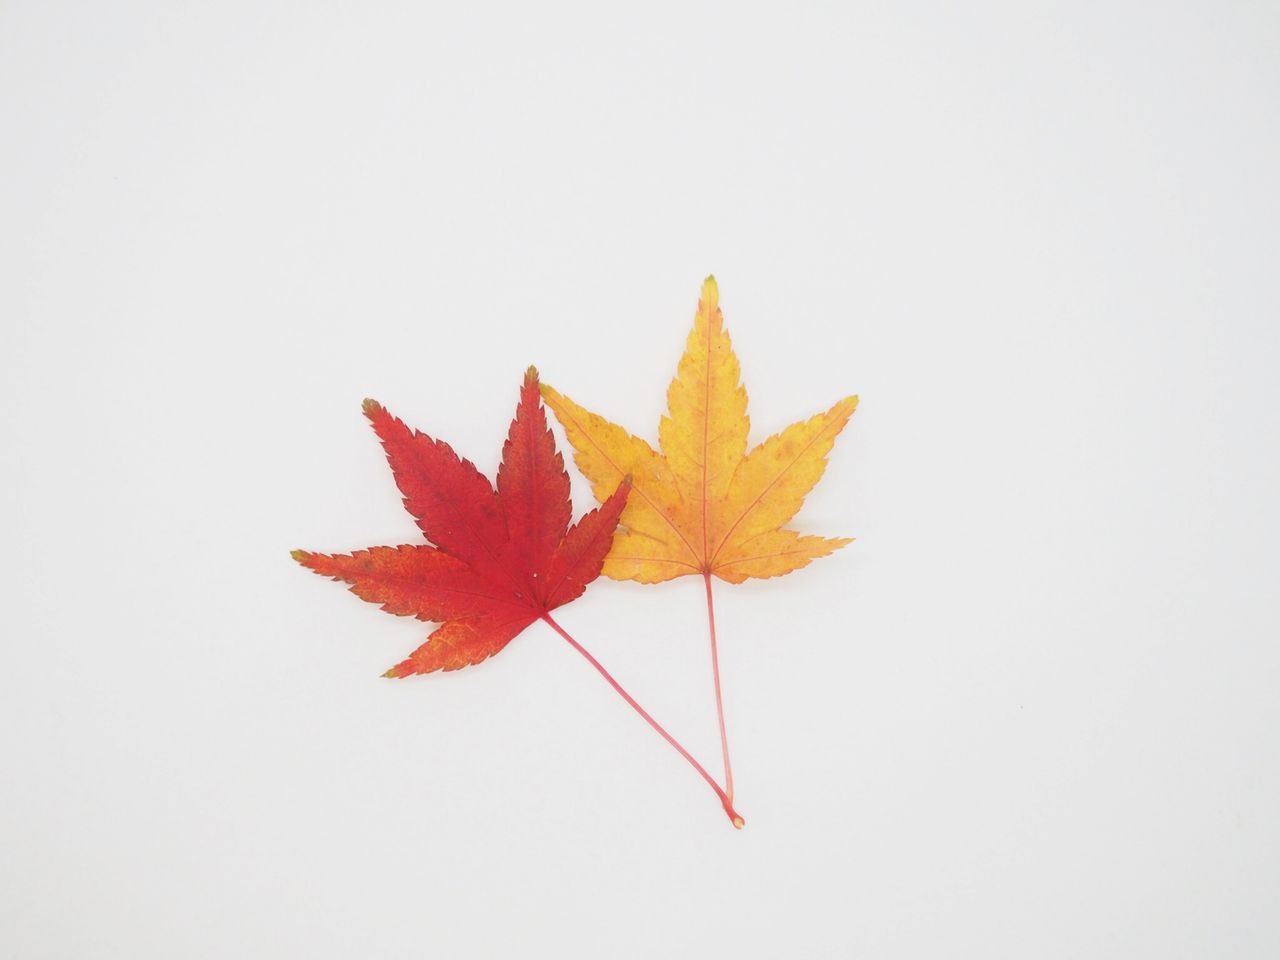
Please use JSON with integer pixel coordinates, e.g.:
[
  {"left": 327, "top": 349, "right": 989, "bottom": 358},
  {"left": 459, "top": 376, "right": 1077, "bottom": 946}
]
[
  {"left": 291, "top": 367, "right": 745, "bottom": 827},
  {"left": 293, "top": 367, "right": 630, "bottom": 677},
  {"left": 541, "top": 277, "right": 857, "bottom": 808},
  {"left": 541, "top": 276, "right": 857, "bottom": 585}
]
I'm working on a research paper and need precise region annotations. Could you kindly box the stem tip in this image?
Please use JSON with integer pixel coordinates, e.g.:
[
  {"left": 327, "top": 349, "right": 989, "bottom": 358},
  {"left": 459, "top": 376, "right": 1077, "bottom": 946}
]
[{"left": 723, "top": 799, "right": 745, "bottom": 829}]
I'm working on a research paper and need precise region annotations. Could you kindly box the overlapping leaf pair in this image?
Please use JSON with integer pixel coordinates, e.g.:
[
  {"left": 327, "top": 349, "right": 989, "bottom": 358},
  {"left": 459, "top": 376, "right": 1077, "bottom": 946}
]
[{"left": 293, "top": 278, "right": 857, "bottom": 827}]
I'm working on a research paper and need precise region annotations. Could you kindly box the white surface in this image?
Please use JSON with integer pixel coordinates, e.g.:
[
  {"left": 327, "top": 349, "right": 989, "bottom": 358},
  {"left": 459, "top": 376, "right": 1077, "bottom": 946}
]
[{"left": 3, "top": 2, "right": 1278, "bottom": 957}]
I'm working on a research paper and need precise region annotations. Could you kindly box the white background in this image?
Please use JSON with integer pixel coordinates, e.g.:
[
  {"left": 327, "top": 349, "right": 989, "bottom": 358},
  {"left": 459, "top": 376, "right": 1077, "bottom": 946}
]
[{"left": 3, "top": 2, "right": 1278, "bottom": 957}]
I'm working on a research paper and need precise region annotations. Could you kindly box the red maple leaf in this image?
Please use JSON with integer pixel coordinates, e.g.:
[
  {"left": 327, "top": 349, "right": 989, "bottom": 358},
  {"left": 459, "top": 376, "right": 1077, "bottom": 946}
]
[
  {"left": 293, "top": 367, "right": 629, "bottom": 677},
  {"left": 292, "top": 368, "right": 744, "bottom": 826}
]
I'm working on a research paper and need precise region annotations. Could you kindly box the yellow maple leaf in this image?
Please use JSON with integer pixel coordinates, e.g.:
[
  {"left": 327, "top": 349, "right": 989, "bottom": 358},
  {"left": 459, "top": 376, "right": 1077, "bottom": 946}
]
[
  {"left": 542, "top": 277, "right": 857, "bottom": 812},
  {"left": 541, "top": 276, "right": 858, "bottom": 586}
]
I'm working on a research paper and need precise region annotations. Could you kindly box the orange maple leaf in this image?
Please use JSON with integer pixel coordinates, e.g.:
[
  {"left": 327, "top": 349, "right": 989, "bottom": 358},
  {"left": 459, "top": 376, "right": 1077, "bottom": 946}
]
[
  {"left": 542, "top": 277, "right": 857, "bottom": 584},
  {"left": 541, "top": 278, "right": 858, "bottom": 805}
]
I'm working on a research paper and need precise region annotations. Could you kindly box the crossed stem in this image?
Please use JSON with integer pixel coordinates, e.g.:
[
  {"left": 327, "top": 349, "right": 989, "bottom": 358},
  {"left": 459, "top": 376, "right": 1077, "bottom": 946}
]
[
  {"left": 541, "top": 613, "right": 744, "bottom": 829},
  {"left": 702, "top": 571, "right": 734, "bottom": 804}
]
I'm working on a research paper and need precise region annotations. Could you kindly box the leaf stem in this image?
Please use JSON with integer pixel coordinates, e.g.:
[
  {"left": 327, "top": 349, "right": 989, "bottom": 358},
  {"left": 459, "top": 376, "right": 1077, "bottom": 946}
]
[
  {"left": 703, "top": 572, "right": 735, "bottom": 803},
  {"left": 541, "top": 613, "right": 744, "bottom": 829}
]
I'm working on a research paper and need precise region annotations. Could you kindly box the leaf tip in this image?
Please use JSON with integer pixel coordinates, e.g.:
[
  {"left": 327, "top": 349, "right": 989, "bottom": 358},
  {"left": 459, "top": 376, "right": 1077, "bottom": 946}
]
[
  {"left": 525, "top": 364, "right": 540, "bottom": 382},
  {"left": 290, "top": 549, "right": 311, "bottom": 564},
  {"left": 701, "top": 274, "right": 718, "bottom": 302},
  {"left": 361, "top": 397, "right": 384, "bottom": 418}
]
